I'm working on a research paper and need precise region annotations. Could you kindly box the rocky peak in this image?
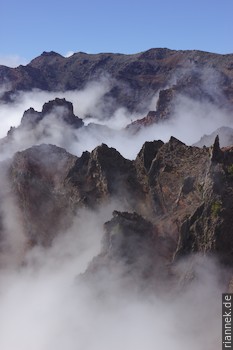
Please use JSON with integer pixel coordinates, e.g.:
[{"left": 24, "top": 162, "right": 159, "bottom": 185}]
[
  {"left": 103, "top": 211, "right": 156, "bottom": 258},
  {"left": 155, "top": 88, "right": 176, "bottom": 119},
  {"left": 41, "top": 98, "right": 84, "bottom": 128},
  {"left": 42, "top": 97, "right": 74, "bottom": 115},
  {"left": 11, "top": 144, "right": 77, "bottom": 189},
  {"left": 139, "top": 48, "right": 175, "bottom": 60},
  {"left": 85, "top": 210, "right": 171, "bottom": 287},
  {"left": 211, "top": 135, "right": 223, "bottom": 162},
  {"left": 9, "top": 98, "right": 84, "bottom": 138},
  {"left": 126, "top": 87, "right": 177, "bottom": 131},
  {"left": 90, "top": 143, "right": 130, "bottom": 168},
  {"left": 41, "top": 51, "right": 62, "bottom": 58},
  {"left": 135, "top": 140, "right": 164, "bottom": 172},
  {"left": 87, "top": 144, "right": 145, "bottom": 208},
  {"left": 3, "top": 134, "right": 233, "bottom": 271},
  {"left": 29, "top": 51, "right": 64, "bottom": 68},
  {"left": 21, "top": 107, "right": 43, "bottom": 127}
]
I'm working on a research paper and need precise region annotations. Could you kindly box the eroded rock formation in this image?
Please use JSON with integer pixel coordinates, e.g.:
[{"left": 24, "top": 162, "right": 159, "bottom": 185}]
[{"left": 2, "top": 133, "right": 233, "bottom": 275}]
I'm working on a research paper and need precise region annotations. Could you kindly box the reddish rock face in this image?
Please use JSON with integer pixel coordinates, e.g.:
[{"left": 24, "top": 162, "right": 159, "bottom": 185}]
[{"left": 127, "top": 87, "right": 177, "bottom": 131}]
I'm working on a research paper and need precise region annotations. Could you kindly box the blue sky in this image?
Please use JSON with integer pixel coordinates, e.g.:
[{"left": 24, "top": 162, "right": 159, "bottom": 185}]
[{"left": 0, "top": 0, "right": 232, "bottom": 66}]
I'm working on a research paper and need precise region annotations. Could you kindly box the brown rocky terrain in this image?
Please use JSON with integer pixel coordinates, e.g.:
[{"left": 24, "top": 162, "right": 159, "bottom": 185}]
[
  {"left": 126, "top": 87, "right": 177, "bottom": 131},
  {"left": 0, "top": 130, "right": 232, "bottom": 289},
  {"left": 1, "top": 48, "right": 233, "bottom": 117},
  {"left": 1, "top": 47, "right": 233, "bottom": 292}
]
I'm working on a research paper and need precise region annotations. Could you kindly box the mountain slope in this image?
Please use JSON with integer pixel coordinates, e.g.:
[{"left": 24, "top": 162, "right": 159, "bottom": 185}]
[
  {"left": 1, "top": 48, "right": 233, "bottom": 113},
  {"left": 1, "top": 134, "right": 232, "bottom": 273}
]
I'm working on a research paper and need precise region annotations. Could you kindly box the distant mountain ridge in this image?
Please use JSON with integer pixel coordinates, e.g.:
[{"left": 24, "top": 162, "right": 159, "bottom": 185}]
[
  {"left": 194, "top": 126, "right": 233, "bottom": 148},
  {"left": 1, "top": 49, "right": 233, "bottom": 294},
  {"left": 1, "top": 48, "right": 233, "bottom": 115}
]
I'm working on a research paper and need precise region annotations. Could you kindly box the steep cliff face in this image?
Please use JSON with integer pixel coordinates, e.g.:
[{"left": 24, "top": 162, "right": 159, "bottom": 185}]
[
  {"left": 8, "top": 142, "right": 145, "bottom": 246},
  {"left": 9, "top": 144, "right": 77, "bottom": 246},
  {"left": 84, "top": 210, "right": 175, "bottom": 293},
  {"left": 66, "top": 143, "right": 146, "bottom": 211},
  {"left": 81, "top": 138, "right": 233, "bottom": 292},
  {"left": 136, "top": 136, "right": 233, "bottom": 266},
  {"left": 4, "top": 133, "right": 233, "bottom": 272},
  {"left": 175, "top": 138, "right": 233, "bottom": 265},
  {"left": 0, "top": 95, "right": 232, "bottom": 280},
  {"left": 127, "top": 88, "right": 177, "bottom": 131}
]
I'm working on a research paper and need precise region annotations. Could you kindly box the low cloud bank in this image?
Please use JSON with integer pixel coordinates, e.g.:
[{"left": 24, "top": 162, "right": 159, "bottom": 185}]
[
  {"left": 0, "top": 72, "right": 229, "bottom": 349},
  {"left": 0, "top": 201, "right": 222, "bottom": 350},
  {"left": 0, "top": 80, "right": 231, "bottom": 160}
]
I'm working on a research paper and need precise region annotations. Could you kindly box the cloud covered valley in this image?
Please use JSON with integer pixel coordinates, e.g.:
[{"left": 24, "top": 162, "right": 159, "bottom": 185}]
[{"left": 0, "top": 59, "right": 232, "bottom": 350}]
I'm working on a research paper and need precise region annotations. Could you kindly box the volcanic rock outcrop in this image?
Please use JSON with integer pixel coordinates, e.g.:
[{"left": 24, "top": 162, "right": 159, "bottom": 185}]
[
  {"left": 15, "top": 97, "right": 83, "bottom": 133},
  {"left": 127, "top": 87, "right": 177, "bottom": 131},
  {"left": 22, "top": 98, "right": 83, "bottom": 129},
  {"left": 0, "top": 98, "right": 84, "bottom": 158},
  {"left": 2, "top": 133, "right": 233, "bottom": 277}
]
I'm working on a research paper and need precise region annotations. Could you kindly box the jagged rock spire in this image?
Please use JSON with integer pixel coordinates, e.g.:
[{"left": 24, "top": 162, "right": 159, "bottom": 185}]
[{"left": 211, "top": 135, "right": 222, "bottom": 162}]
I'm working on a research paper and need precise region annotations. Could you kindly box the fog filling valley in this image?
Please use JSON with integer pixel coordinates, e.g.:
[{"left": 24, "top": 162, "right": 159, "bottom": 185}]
[
  {"left": 0, "top": 74, "right": 232, "bottom": 161},
  {"left": 0, "top": 72, "right": 230, "bottom": 349},
  {"left": 0, "top": 199, "right": 223, "bottom": 350}
]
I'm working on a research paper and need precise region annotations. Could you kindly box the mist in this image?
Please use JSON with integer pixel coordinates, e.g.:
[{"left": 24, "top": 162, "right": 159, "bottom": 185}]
[
  {"left": 0, "top": 72, "right": 229, "bottom": 349},
  {"left": 0, "top": 198, "right": 222, "bottom": 350},
  {"left": 0, "top": 78, "right": 232, "bottom": 161}
]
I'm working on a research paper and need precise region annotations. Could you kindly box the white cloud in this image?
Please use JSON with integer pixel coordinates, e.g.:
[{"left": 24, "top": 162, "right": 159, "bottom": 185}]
[
  {"left": 0, "top": 207, "right": 222, "bottom": 350},
  {"left": 0, "top": 77, "right": 232, "bottom": 162},
  {"left": 0, "top": 73, "right": 228, "bottom": 349},
  {"left": 64, "top": 51, "right": 75, "bottom": 58}
]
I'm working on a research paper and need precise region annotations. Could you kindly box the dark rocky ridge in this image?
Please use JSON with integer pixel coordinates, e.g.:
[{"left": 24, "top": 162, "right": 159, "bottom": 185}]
[
  {"left": 1, "top": 133, "right": 232, "bottom": 288},
  {"left": 0, "top": 98, "right": 84, "bottom": 157},
  {"left": 21, "top": 97, "right": 84, "bottom": 129},
  {"left": 1, "top": 48, "right": 233, "bottom": 115},
  {"left": 0, "top": 72, "right": 233, "bottom": 288}
]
